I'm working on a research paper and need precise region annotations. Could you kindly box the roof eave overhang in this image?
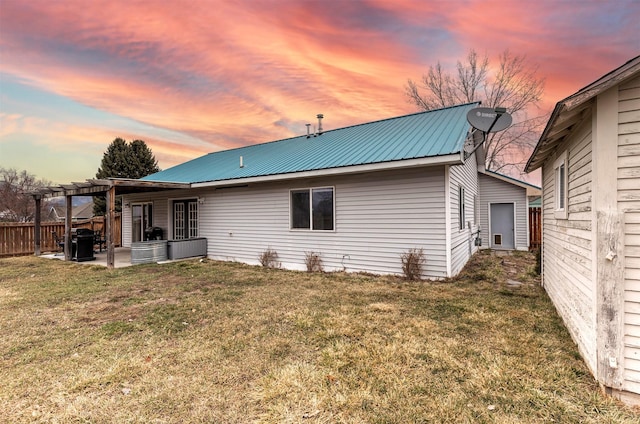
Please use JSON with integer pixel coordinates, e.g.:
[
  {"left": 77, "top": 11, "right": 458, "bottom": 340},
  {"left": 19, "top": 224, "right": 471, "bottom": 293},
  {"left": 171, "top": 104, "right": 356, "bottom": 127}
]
[
  {"left": 479, "top": 169, "right": 541, "bottom": 193},
  {"left": 191, "top": 153, "right": 464, "bottom": 189},
  {"left": 524, "top": 102, "right": 566, "bottom": 173},
  {"left": 526, "top": 56, "right": 640, "bottom": 173}
]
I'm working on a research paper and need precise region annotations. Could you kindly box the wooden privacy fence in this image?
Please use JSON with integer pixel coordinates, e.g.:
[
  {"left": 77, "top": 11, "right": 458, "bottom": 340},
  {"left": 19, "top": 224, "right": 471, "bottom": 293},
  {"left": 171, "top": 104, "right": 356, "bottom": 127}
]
[
  {"left": 0, "top": 214, "right": 121, "bottom": 257},
  {"left": 529, "top": 207, "right": 542, "bottom": 251}
]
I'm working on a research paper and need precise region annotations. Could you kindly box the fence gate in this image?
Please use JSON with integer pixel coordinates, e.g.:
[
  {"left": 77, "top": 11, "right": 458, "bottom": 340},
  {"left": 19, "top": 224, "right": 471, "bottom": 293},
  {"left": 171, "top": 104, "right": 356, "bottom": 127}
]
[{"left": 529, "top": 207, "right": 542, "bottom": 250}]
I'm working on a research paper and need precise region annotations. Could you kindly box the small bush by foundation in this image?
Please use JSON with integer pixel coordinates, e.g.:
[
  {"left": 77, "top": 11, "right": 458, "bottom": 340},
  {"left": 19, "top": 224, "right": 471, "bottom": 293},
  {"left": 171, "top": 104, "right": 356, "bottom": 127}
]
[
  {"left": 401, "top": 248, "right": 425, "bottom": 281},
  {"left": 304, "top": 251, "right": 323, "bottom": 273},
  {"left": 259, "top": 248, "right": 279, "bottom": 268}
]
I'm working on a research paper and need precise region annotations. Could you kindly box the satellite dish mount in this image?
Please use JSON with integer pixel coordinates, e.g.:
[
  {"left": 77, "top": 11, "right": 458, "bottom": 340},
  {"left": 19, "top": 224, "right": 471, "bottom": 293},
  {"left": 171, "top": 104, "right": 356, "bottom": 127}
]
[{"left": 465, "top": 106, "right": 512, "bottom": 159}]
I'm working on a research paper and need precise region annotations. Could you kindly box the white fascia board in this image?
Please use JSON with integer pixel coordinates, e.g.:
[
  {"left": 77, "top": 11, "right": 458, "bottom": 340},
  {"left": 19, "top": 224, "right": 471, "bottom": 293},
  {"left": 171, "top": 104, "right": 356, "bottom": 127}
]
[
  {"left": 479, "top": 169, "right": 541, "bottom": 192},
  {"left": 191, "top": 153, "right": 463, "bottom": 189}
]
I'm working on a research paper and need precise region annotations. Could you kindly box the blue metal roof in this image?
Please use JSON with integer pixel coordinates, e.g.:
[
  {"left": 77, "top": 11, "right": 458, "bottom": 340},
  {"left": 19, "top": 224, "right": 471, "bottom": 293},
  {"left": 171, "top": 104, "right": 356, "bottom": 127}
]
[{"left": 143, "top": 103, "right": 478, "bottom": 184}]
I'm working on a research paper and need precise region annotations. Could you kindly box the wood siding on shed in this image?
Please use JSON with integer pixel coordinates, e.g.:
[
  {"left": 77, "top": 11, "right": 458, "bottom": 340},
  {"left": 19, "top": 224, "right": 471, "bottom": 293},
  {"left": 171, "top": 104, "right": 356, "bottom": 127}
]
[
  {"left": 478, "top": 173, "right": 529, "bottom": 250},
  {"left": 541, "top": 117, "right": 596, "bottom": 372},
  {"left": 620, "top": 75, "right": 640, "bottom": 394}
]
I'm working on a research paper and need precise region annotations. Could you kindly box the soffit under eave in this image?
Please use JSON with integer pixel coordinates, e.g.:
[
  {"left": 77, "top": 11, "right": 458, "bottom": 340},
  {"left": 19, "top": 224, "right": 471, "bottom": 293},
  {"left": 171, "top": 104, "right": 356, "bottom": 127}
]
[{"left": 525, "top": 100, "right": 593, "bottom": 172}]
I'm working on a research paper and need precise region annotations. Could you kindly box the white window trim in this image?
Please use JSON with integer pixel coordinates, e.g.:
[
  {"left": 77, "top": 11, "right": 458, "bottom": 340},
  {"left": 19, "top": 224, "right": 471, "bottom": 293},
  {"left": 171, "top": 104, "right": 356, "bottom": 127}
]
[
  {"left": 289, "top": 186, "right": 336, "bottom": 232},
  {"left": 168, "top": 197, "right": 200, "bottom": 240},
  {"left": 554, "top": 151, "right": 568, "bottom": 219}
]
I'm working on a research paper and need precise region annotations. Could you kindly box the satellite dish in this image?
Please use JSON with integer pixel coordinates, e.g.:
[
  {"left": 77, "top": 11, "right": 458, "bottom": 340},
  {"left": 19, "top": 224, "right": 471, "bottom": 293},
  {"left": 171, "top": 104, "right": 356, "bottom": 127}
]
[{"left": 466, "top": 107, "right": 512, "bottom": 133}]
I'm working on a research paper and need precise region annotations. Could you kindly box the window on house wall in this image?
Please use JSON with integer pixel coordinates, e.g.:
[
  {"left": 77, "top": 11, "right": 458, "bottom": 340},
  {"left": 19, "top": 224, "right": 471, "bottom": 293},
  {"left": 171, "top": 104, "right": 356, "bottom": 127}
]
[
  {"left": 132, "top": 203, "right": 152, "bottom": 242},
  {"left": 554, "top": 151, "right": 568, "bottom": 219},
  {"left": 459, "top": 186, "right": 466, "bottom": 230},
  {"left": 173, "top": 199, "right": 198, "bottom": 239},
  {"left": 290, "top": 187, "right": 334, "bottom": 231}
]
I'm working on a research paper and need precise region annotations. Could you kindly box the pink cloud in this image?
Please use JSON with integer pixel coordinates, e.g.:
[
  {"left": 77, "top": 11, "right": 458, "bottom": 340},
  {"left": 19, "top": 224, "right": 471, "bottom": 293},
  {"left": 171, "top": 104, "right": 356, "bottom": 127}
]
[{"left": 1, "top": 0, "right": 638, "bottom": 184}]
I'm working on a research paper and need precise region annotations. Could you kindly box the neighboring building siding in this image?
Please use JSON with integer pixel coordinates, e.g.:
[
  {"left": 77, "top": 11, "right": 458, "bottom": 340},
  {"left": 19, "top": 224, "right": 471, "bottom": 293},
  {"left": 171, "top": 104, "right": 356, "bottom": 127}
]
[
  {"left": 619, "top": 75, "right": 640, "bottom": 393},
  {"left": 624, "top": 210, "right": 640, "bottom": 394},
  {"left": 618, "top": 75, "right": 640, "bottom": 212},
  {"left": 449, "top": 154, "right": 480, "bottom": 276},
  {"left": 541, "top": 117, "right": 596, "bottom": 372},
  {"left": 478, "top": 173, "right": 528, "bottom": 250},
  {"left": 125, "top": 167, "right": 450, "bottom": 278}
]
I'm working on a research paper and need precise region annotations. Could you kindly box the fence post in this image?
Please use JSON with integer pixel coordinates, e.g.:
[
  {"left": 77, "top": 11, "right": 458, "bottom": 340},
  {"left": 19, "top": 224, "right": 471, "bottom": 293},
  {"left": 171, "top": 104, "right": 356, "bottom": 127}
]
[
  {"left": 106, "top": 186, "right": 115, "bottom": 269},
  {"left": 34, "top": 195, "right": 41, "bottom": 256},
  {"left": 64, "top": 195, "right": 72, "bottom": 260}
]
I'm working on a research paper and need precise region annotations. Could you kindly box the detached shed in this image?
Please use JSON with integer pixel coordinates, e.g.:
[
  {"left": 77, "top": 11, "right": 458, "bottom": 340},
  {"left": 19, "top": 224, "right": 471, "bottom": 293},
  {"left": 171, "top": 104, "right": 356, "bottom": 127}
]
[
  {"left": 478, "top": 170, "right": 540, "bottom": 251},
  {"left": 526, "top": 55, "right": 640, "bottom": 404}
]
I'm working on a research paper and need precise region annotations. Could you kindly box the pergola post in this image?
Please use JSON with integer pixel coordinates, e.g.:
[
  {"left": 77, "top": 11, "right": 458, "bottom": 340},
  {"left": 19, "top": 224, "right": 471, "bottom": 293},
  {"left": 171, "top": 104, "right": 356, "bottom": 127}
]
[
  {"left": 64, "top": 194, "right": 72, "bottom": 261},
  {"left": 34, "top": 195, "right": 41, "bottom": 256},
  {"left": 106, "top": 185, "right": 116, "bottom": 269}
]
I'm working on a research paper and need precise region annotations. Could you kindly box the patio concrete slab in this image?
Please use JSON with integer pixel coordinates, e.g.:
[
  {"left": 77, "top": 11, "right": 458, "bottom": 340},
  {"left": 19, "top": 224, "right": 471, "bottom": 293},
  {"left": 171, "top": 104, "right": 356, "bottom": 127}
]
[{"left": 40, "top": 247, "right": 133, "bottom": 268}]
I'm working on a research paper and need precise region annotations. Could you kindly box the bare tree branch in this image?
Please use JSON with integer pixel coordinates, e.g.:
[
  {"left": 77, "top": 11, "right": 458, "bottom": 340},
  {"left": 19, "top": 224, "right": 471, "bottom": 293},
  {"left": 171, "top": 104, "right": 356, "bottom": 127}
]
[
  {"left": 0, "top": 168, "right": 52, "bottom": 222},
  {"left": 405, "top": 49, "right": 546, "bottom": 174}
]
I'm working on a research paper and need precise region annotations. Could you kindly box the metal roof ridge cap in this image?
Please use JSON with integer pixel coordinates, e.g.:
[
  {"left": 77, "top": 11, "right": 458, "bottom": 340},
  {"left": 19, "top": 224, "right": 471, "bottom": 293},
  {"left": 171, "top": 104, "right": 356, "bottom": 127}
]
[
  {"left": 211, "top": 102, "right": 482, "bottom": 153},
  {"left": 190, "top": 153, "right": 463, "bottom": 187}
]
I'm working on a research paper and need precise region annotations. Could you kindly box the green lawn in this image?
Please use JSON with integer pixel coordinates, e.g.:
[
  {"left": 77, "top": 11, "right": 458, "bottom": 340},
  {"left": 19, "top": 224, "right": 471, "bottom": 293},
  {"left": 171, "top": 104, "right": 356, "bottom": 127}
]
[{"left": 1, "top": 251, "right": 638, "bottom": 423}]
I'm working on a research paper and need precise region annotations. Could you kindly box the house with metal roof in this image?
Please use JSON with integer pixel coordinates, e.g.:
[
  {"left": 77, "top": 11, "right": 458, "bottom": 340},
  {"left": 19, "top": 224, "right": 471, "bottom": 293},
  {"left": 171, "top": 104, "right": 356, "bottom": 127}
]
[
  {"left": 525, "top": 55, "right": 640, "bottom": 404},
  {"left": 120, "top": 102, "right": 530, "bottom": 277}
]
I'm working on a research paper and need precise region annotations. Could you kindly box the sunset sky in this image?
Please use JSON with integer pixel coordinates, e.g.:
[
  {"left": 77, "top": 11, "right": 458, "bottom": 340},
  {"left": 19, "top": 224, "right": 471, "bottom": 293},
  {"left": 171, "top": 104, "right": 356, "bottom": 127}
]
[{"left": 1, "top": 0, "right": 638, "bottom": 185}]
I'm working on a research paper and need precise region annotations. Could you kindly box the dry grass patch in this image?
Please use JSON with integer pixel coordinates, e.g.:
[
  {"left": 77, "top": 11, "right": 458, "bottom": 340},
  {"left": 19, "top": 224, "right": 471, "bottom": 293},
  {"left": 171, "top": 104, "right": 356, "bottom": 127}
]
[{"left": 1, "top": 251, "right": 638, "bottom": 423}]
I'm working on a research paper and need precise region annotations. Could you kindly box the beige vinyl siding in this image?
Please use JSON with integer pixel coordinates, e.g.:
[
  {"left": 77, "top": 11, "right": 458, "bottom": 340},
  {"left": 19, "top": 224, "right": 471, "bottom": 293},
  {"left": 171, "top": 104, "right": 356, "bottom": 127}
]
[
  {"left": 541, "top": 117, "right": 596, "bottom": 372},
  {"left": 478, "top": 173, "right": 528, "bottom": 250},
  {"left": 124, "top": 167, "right": 450, "bottom": 278},
  {"left": 449, "top": 153, "right": 480, "bottom": 276},
  {"left": 620, "top": 75, "right": 640, "bottom": 394},
  {"left": 122, "top": 205, "right": 132, "bottom": 247},
  {"left": 206, "top": 167, "right": 448, "bottom": 277}
]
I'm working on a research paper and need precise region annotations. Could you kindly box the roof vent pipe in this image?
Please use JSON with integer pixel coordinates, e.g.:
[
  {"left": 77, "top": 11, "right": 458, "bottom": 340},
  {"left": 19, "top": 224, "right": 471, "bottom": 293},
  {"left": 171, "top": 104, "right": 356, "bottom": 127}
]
[
  {"left": 306, "top": 123, "right": 311, "bottom": 138},
  {"left": 239, "top": 156, "right": 244, "bottom": 168},
  {"left": 317, "top": 114, "right": 323, "bottom": 135}
]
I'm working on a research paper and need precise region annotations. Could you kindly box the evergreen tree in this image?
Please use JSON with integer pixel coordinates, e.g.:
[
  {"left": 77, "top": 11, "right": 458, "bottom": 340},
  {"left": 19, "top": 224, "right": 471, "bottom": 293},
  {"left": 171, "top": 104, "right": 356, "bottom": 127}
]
[
  {"left": 128, "top": 139, "right": 160, "bottom": 179},
  {"left": 93, "top": 138, "right": 160, "bottom": 215}
]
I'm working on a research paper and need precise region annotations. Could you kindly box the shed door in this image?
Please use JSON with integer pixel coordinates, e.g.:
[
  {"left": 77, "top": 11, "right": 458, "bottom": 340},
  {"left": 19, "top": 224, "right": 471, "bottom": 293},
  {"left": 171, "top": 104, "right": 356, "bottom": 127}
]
[{"left": 490, "top": 203, "right": 515, "bottom": 249}]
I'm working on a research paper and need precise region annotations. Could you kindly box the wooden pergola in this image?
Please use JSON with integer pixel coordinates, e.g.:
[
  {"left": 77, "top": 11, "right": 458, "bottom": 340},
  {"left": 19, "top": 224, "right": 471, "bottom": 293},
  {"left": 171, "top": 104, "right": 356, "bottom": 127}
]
[{"left": 31, "top": 178, "right": 190, "bottom": 269}]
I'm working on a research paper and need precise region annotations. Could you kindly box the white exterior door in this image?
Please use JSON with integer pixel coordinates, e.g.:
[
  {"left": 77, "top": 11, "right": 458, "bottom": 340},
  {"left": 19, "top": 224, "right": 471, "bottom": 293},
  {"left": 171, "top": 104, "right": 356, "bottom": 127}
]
[{"left": 490, "top": 203, "right": 515, "bottom": 249}]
